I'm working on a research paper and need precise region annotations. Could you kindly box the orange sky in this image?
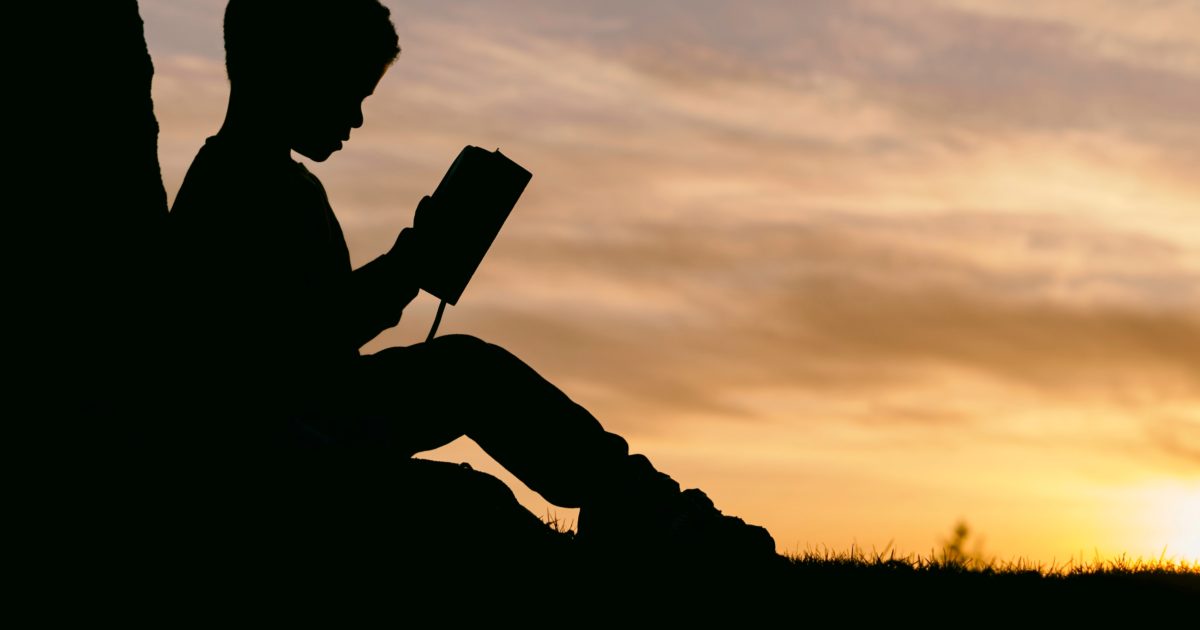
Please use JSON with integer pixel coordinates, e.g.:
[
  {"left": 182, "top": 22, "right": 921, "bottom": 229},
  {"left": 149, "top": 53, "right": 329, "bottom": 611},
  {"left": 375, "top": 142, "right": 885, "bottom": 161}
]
[{"left": 141, "top": 0, "right": 1200, "bottom": 563}]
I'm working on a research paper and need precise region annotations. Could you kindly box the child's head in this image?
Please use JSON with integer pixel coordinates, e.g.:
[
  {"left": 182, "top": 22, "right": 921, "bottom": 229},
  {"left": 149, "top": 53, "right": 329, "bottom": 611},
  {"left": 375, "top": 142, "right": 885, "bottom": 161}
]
[{"left": 223, "top": 0, "right": 400, "bottom": 161}]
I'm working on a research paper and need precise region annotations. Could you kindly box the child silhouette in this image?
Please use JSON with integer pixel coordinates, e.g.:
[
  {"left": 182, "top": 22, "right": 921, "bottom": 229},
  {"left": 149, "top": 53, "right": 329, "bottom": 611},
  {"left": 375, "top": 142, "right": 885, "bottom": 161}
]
[{"left": 167, "top": 0, "right": 775, "bottom": 560}]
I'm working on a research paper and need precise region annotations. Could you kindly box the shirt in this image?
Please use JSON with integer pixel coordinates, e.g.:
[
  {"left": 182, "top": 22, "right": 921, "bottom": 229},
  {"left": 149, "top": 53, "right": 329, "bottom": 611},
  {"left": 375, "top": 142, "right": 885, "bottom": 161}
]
[{"left": 167, "top": 134, "right": 417, "bottom": 429}]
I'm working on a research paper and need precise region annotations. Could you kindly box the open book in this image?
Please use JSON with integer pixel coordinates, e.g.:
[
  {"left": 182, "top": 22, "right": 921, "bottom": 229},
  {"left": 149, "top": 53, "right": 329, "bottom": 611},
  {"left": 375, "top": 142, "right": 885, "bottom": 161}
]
[{"left": 419, "top": 146, "right": 532, "bottom": 305}]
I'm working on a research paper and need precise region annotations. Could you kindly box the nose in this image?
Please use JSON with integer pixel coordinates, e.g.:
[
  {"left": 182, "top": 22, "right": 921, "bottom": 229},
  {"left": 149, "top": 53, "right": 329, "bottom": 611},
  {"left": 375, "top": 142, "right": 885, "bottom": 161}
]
[{"left": 350, "top": 104, "right": 364, "bottom": 129}]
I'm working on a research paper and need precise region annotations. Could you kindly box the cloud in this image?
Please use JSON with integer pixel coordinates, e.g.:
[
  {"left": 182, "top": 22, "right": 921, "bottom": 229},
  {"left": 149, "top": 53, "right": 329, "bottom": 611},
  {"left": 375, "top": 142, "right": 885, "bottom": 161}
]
[
  {"left": 144, "top": 2, "right": 1200, "bottom": 240},
  {"left": 388, "top": 213, "right": 1200, "bottom": 462},
  {"left": 1146, "top": 412, "right": 1200, "bottom": 463},
  {"left": 926, "top": 0, "right": 1200, "bottom": 77},
  {"left": 137, "top": 1, "right": 1200, "bottom": 558},
  {"left": 142, "top": 1, "right": 1200, "bottom": 466}
]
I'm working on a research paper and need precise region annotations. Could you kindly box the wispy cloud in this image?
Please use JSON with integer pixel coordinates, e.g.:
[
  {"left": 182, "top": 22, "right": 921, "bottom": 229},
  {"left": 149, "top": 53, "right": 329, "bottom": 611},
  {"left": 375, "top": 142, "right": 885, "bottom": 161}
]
[
  {"left": 927, "top": 0, "right": 1200, "bottom": 77},
  {"left": 140, "top": 0, "right": 1200, "bottom": 560},
  {"left": 446, "top": 216, "right": 1200, "bottom": 445}
]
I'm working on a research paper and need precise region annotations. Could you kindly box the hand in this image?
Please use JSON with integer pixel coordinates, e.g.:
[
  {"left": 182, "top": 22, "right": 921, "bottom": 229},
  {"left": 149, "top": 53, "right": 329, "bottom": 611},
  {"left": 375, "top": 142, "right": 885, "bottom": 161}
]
[
  {"left": 389, "top": 226, "right": 423, "bottom": 272},
  {"left": 391, "top": 195, "right": 436, "bottom": 258},
  {"left": 412, "top": 194, "right": 436, "bottom": 232},
  {"left": 388, "top": 196, "right": 437, "bottom": 286}
]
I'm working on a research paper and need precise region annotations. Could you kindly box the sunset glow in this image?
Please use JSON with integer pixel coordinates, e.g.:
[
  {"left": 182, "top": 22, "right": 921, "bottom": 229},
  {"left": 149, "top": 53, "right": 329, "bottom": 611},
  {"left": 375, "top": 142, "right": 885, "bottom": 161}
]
[{"left": 142, "top": 0, "right": 1200, "bottom": 563}]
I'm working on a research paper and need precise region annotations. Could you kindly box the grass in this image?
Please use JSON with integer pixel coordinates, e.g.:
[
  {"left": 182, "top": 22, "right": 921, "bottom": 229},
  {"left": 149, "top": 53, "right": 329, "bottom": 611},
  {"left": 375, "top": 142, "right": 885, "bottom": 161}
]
[
  {"left": 759, "top": 544, "right": 1199, "bottom": 612},
  {"left": 786, "top": 541, "right": 1199, "bottom": 577},
  {"left": 536, "top": 512, "right": 1197, "bottom": 610},
  {"left": 545, "top": 510, "right": 1198, "bottom": 578}
]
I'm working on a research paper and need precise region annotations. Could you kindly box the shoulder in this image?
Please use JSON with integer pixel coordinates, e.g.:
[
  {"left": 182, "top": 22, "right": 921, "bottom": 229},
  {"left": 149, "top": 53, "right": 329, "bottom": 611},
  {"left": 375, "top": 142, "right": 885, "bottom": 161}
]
[
  {"left": 172, "top": 137, "right": 247, "bottom": 216},
  {"left": 170, "top": 137, "right": 311, "bottom": 225}
]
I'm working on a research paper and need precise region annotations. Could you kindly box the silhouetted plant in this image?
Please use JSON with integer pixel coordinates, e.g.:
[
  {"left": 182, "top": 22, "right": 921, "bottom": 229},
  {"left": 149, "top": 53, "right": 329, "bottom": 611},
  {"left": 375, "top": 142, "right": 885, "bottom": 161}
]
[{"left": 936, "top": 519, "right": 990, "bottom": 570}]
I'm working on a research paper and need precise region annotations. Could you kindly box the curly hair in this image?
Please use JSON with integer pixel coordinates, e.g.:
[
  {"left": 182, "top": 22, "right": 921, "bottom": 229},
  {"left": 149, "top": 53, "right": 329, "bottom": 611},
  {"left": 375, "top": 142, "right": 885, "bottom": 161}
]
[{"left": 223, "top": 0, "right": 400, "bottom": 86}]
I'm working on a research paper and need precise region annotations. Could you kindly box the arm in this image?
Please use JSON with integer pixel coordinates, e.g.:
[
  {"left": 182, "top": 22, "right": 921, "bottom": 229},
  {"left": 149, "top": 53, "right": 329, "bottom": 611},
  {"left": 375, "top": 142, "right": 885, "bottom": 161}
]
[
  {"left": 328, "top": 195, "right": 435, "bottom": 350},
  {"left": 339, "top": 226, "right": 422, "bottom": 349}
]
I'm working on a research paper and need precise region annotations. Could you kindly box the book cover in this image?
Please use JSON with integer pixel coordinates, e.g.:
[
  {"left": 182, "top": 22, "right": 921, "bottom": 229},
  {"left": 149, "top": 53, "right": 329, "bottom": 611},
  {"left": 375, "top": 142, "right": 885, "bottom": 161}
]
[{"left": 419, "top": 146, "right": 532, "bottom": 305}]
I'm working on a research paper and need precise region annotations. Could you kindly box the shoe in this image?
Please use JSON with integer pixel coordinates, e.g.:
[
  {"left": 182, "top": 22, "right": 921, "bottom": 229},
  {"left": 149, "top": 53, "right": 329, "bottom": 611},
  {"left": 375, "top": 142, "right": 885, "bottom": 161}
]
[{"left": 576, "top": 455, "right": 781, "bottom": 569}]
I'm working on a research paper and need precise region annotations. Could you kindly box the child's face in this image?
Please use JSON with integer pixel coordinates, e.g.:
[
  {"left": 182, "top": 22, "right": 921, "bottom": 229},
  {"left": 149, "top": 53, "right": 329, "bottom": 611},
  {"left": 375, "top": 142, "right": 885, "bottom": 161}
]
[{"left": 285, "top": 63, "right": 388, "bottom": 162}]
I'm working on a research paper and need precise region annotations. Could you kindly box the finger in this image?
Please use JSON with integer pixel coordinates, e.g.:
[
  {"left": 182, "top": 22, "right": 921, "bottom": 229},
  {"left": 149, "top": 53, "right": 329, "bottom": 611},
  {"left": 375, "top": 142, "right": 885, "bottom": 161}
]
[{"left": 414, "top": 195, "right": 435, "bottom": 228}]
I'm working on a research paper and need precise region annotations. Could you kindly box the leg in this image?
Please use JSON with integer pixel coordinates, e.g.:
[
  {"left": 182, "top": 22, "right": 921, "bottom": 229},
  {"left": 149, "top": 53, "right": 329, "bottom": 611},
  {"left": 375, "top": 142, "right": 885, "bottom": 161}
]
[
  {"left": 350, "top": 334, "right": 633, "bottom": 508},
  {"left": 335, "top": 334, "right": 778, "bottom": 564}
]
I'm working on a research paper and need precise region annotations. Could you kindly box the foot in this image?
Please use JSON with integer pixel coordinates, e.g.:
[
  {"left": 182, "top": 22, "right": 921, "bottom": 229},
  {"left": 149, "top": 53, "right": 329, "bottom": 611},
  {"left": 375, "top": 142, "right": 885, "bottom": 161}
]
[{"left": 576, "top": 455, "right": 780, "bottom": 568}]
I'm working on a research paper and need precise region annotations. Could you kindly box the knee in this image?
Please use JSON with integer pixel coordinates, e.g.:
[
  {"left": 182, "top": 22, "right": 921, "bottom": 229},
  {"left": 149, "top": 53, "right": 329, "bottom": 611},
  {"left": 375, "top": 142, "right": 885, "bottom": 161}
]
[
  {"left": 428, "top": 333, "right": 488, "bottom": 352},
  {"left": 427, "top": 334, "right": 516, "bottom": 368},
  {"left": 428, "top": 333, "right": 494, "bottom": 358}
]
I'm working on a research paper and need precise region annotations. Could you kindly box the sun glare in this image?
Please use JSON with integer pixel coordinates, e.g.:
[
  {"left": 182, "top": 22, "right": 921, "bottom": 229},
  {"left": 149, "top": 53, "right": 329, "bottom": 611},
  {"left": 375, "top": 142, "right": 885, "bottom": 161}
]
[{"left": 1142, "top": 482, "right": 1200, "bottom": 563}]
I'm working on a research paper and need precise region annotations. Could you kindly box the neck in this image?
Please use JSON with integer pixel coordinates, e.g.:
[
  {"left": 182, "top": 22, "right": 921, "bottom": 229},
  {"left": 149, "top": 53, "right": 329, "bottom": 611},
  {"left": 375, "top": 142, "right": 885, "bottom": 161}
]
[{"left": 217, "top": 86, "right": 292, "bottom": 161}]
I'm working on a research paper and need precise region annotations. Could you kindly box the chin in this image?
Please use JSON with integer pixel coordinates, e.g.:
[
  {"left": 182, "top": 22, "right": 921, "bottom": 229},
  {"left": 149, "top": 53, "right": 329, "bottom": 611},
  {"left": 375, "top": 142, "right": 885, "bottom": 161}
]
[{"left": 294, "top": 142, "right": 341, "bottom": 162}]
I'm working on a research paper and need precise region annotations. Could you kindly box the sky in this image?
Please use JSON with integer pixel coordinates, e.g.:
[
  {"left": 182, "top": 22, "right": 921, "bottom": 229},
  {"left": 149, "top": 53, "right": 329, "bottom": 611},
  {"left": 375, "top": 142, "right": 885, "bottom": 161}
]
[{"left": 140, "top": 0, "right": 1200, "bottom": 564}]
